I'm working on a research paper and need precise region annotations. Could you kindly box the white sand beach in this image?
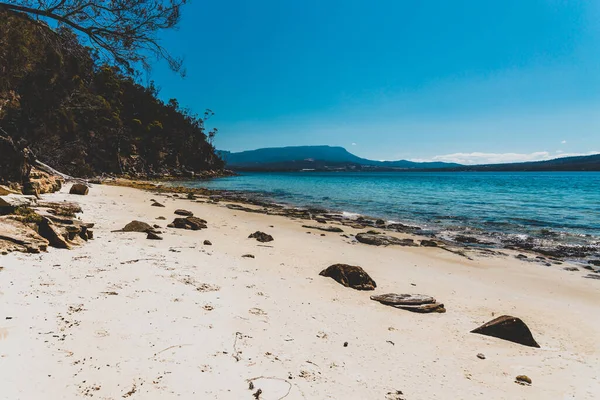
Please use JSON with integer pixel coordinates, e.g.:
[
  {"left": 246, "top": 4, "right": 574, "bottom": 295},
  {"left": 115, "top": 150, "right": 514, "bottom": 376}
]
[{"left": 1, "top": 183, "right": 599, "bottom": 399}]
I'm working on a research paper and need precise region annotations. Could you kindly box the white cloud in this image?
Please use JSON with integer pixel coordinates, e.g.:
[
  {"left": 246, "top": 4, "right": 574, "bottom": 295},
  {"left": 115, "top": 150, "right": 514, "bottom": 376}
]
[
  {"left": 561, "top": 140, "right": 567, "bottom": 144},
  {"left": 351, "top": 142, "right": 357, "bottom": 146},
  {"left": 412, "top": 151, "right": 599, "bottom": 165}
]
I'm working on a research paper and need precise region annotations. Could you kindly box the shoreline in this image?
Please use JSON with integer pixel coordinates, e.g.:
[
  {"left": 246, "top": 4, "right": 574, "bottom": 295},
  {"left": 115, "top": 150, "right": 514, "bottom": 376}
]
[
  {"left": 1, "top": 182, "right": 600, "bottom": 399},
  {"left": 106, "top": 178, "right": 600, "bottom": 267}
]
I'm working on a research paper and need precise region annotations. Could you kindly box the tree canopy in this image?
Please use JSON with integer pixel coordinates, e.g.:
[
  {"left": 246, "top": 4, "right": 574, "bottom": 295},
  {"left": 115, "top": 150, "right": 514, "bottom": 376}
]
[
  {"left": 0, "top": 0, "right": 186, "bottom": 74},
  {"left": 0, "top": 9, "right": 224, "bottom": 178}
]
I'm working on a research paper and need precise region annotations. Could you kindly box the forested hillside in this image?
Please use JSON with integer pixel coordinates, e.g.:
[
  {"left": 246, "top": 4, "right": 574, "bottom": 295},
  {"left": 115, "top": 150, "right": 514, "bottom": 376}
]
[{"left": 0, "top": 10, "right": 224, "bottom": 179}]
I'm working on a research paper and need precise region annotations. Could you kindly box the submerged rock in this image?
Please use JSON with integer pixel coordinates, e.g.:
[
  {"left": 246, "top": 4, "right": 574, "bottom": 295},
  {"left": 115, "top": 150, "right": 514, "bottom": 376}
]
[
  {"left": 248, "top": 231, "right": 274, "bottom": 242},
  {"left": 319, "top": 264, "right": 376, "bottom": 290},
  {"left": 355, "top": 233, "right": 416, "bottom": 247},
  {"left": 471, "top": 315, "right": 540, "bottom": 348}
]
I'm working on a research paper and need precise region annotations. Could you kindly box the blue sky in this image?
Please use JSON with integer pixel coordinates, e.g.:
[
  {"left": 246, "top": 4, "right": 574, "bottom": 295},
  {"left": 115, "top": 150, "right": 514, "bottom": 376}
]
[{"left": 151, "top": 0, "right": 600, "bottom": 163}]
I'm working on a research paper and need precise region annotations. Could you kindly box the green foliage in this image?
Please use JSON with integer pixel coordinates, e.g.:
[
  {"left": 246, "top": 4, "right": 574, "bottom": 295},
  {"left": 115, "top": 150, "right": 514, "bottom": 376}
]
[
  {"left": 13, "top": 206, "right": 43, "bottom": 224},
  {"left": 0, "top": 10, "right": 224, "bottom": 177}
]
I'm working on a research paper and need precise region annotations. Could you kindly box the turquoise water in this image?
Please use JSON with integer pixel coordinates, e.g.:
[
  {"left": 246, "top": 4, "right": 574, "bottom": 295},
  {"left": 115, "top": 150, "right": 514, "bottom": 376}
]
[{"left": 180, "top": 171, "right": 600, "bottom": 249}]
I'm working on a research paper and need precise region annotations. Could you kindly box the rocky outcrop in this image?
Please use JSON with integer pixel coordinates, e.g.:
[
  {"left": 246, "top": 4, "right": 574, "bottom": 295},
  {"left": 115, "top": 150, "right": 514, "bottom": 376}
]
[
  {"left": 26, "top": 167, "right": 63, "bottom": 195},
  {"left": 370, "top": 293, "right": 446, "bottom": 313},
  {"left": 0, "top": 216, "right": 48, "bottom": 254},
  {"left": 248, "top": 231, "right": 274, "bottom": 243},
  {"left": 355, "top": 233, "right": 416, "bottom": 247},
  {"left": 69, "top": 183, "right": 89, "bottom": 195},
  {"left": 319, "top": 264, "right": 376, "bottom": 290},
  {"left": 0, "top": 195, "right": 37, "bottom": 208},
  {"left": 420, "top": 240, "right": 439, "bottom": 247},
  {"left": 471, "top": 315, "right": 540, "bottom": 348}
]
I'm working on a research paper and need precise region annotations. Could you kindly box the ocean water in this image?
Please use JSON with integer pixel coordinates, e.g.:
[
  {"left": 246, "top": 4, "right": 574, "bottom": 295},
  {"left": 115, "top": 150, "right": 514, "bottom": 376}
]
[{"left": 179, "top": 171, "right": 600, "bottom": 252}]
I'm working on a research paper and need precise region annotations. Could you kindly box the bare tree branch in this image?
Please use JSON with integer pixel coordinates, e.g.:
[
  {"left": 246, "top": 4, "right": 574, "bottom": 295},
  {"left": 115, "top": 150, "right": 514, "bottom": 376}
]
[{"left": 0, "top": 0, "right": 186, "bottom": 75}]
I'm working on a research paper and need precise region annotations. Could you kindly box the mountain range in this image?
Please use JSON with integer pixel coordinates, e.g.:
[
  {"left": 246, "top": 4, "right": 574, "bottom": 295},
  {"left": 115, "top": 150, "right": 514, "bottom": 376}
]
[
  {"left": 219, "top": 146, "right": 460, "bottom": 171},
  {"left": 219, "top": 146, "right": 600, "bottom": 172}
]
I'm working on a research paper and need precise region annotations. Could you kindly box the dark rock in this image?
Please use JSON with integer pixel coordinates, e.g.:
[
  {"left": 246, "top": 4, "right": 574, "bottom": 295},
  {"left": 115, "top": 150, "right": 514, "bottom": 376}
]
[
  {"left": 471, "top": 315, "right": 540, "bottom": 348},
  {"left": 375, "top": 219, "right": 386, "bottom": 226},
  {"left": 420, "top": 240, "right": 438, "bottom": 247},
  {"left": 454, "top": 235, "right": 493, "bottom": 245},
  {"left": 516, "top": 254, "right": 528, "bottom": 259},
  {"left": 156, "top": 216, "right": 166, "bottom": 220},
  {"left": 319, "top": 264, "right": 376, "bottom": 290},
  {"left": 387, "top": 223, "right": 422, "bottom": 232},
  {"left": 203, "top": 240, "right": 212, "bottom": 245},
  {"left": 248, "top": 231, "right": 274, "bottom": 243},
  {"left": 242, "top": 254, "right": 255, "bottom": 258},
  {"left": 146, "top": 232, "right": 162, "bottom": 240},
  {"left": 355, "top": 233, "right": 416, "bottom": 247},
  {"left": 589, "top": 260, "right": 600, "bottom": 266},
  {"left": 168, "top": 216, "right": 207, "bottom": 230},
  {"left": 151, "top": 201, "right": 165, "bottom": 207},
  {"left": 119, "top": 220, "right": 154, "bottom": 233},
  {"left": 584, "top": 274, "right": 600, "bottom": 280},
  {"left": 186, "top": 216, "right": 207, "bottom": 230},
  {"left": 69, "top": 183, "right": 89, "bottom": 195},
  {"left": 477, "top": 353, "right": 486, "bottom": 360},
  {"left": 515, "top": 375, "right": 532, "bottom": 386},
  {"left": 301, "top": 225, "right": 343, "bottom": 233},
  {"left": 174, "top": 209, "right": 193, "bottom": 216},
  {"left": 563, "top": 267, "right": 579, "bottom": 272},
  {"left": 343, "top": 342, "right": 348, "bottom": 347},
  {"left": 314, "top": 217, "right": 328, "bottom": 224}
]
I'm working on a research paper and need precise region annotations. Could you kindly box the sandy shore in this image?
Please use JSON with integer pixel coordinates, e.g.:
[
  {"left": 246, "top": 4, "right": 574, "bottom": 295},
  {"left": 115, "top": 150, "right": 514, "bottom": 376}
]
[{"left": 1, "top": 183, "right": 599, "bottom": 399}]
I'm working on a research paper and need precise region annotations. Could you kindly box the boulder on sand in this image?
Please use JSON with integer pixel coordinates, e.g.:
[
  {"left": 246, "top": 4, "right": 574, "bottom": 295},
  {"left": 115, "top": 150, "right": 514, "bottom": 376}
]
[
  {"left": 168, "top": 216, "right": 207, "bottom": 230},
  {"left": 471, "top": 315, "right": 540, "bottom": 348},
  {"left": 174, "top": 209, "right": 193, "bottom": 216},
  {"left": 370, "top": 293, "right": 446, "bottom": 313},
  {"left": 146, "top": 231, "right": 163, "bottom": 240},
  {"left": 69, "top": 183, "right": 89, "bottom": 195},
  {"left": 248, "top": 231, "right": 274, "bottom": 243},
  {"left": 355, "top": 232, "right": 416, "bottom": 247},
  {"left": 117, "top": 220, "right": 155, "bottom": 233},
  {"left": 319, "top": 264, "right": 376, "bottom": 290}
]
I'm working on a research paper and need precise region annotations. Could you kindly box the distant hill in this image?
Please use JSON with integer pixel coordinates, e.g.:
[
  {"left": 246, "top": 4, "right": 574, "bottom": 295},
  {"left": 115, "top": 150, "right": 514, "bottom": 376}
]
[
  {"left": 438, "top": 153, "right": 600, "bottom": 172},
  {"left": 219, "top": 146, "right": 460, "bottom": 171}
]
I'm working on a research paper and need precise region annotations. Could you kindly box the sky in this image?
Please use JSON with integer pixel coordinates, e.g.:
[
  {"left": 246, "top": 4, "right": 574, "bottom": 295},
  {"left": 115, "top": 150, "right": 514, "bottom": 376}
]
[{"left": 150, "top": 0, "right": 600, "bottom": 164}]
